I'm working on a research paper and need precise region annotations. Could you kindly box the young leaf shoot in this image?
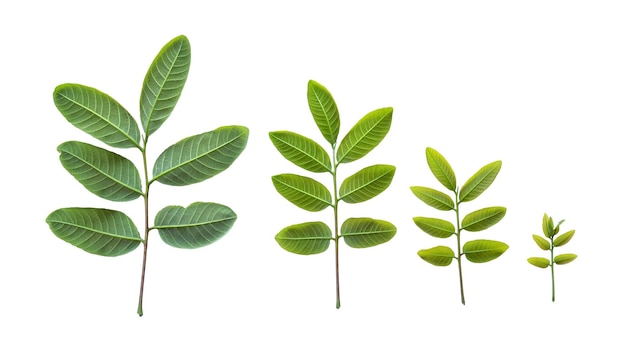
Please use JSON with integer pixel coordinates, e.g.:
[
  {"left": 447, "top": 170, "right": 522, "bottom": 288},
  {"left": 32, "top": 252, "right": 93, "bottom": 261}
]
[
  {"left": 46, "top": 35, "right": 249, "bottom": 316},
  {"left": 269, "top": 80, "right": 396, "bottom": 308},
  {"left": 411, "top": 147, "right": 508, "bottom": 304}
]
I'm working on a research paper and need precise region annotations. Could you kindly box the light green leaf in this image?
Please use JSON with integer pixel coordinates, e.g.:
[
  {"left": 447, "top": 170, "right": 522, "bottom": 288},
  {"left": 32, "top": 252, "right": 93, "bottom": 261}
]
[
  {"left": 413, "top": 217, "right": 456, "bottom": 238},
  {"left": 554, "top": 253, "right": 577, "bottom": 265},
  {"left": 307, "top": 80, "right": 340, "bottom": 145},
  {"left": 154, "top": 202, "right": 236, "bottom": 249},
  {"left": 418, "top": 246, "right": 455, "bottom": 266},
  {"left": 152, "top": 125, "right": 248, "bottom": 186},
  {"left": 410, "top": 186, "right": 455, "bottom": 211},
  {"left": 542, "top": 213, "right": 554, "bottom": 238},
  {"left": 461, "top": 206, "right": 506, "bottom": 232},
  {"left": 554, "top": 230, "right": 575, "bottom": 247},
  {"left": 425, "top": 147, "right": 456, "bottom": 191},
  {"left": 57, "top": 141, "right": 143, "bottom": 202},
  {"left": 528, "top": 257, "right": 550, "bottom": 268},
  {"left": 458, "top": 160, "right": 502, "bottom": 203},
  {"left": 141, "top": 35, "right": 191, "bottom": 137},
  {"left": 532, "top": 234, "right": 551, "bottom": 251},
  {"left": 336, "top": 107, "right": 393, "bottom": 164},
  {"left": 272, "top": 174, "right": 332, "bottom": 212},
  {"left": 53, "top": 83, "right": 141, "bottom": 149},
  {"left": 554, "top": 219, "right": 566, "bottom": 235},
  {"left": 463, "top": 239, "right": 508, "bottom": 263},
  {"left": 341, "top": 218, "right": 396, "bottom": 248},
  {"left": 339, "top": 164, "right": 395, "bottom": 203},
  {"left": 275, "top": 222, "right": 332, "bottom": 255},
  {"left": 268, "top": 131, "right": 332, "bottom": 173},
  {"left": 46, "top": 207, "right": 141, "bottom": 257}
]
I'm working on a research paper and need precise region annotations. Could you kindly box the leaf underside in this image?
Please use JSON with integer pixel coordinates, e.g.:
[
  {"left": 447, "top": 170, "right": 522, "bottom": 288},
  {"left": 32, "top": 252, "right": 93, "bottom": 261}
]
[
  {"left": 269, "top": 131, "right": 332, "bottom": 173},
  {"left": 410, "top": 186, "right": 454, "bottom": 211},
  {"left": 554, "top": 253, "right": 577, "bottom": 265},
  {"left": 463, "top": 239, "right": 508, "bottom": 263},
  {"left": 154, "top": 202, "right": 237, "bottom": 249},
  {"left": 528, "top": 257, "right": 550, "bottom": 268},
  {"left": 53, "top": 83, "right": 141, "bottom": 149},
  {"left": 57, "top": 141, "right": 142, "bottom": 202},
  {"left": 152, "top": 125, "right": 248, "bottom": 186},
  {"left": 271, "top": 174, "right": 332, "bottom": 212},
  {"left": 425, "top": 147, "right": 456, "bottom": 191},
  {"left": 413, "top": 217, "right": 456, "bottom": 238},
  {"left": 458, "top": 160, "right": 502, "bottom": 203},
  {"left": 339, "top": 164, "right": 395, "bottom": 203},
  {"left": 336, "top": 107, "right": 393, "bottom": 164},
  {"left": 554, "top": 230, "right": 575, "bottom": 247},
  {"left": 141, "top": 35, "right": 191, "bottom": 137},
  {"left": 46, "top": 207, "right": 141, "bottom": 257},
  {"left": 341, "top": 218, "right": 396, "bottom": 248},
  {"left": 307, "top": 80, "right": 340, "bottom": 145},
  {"left": 532, "top": 234, "right": 551, "bottom": 251},
  {"left": 418, "top": 246, "right": 455, "bottom": 266},
  {"left": 461, "top": 206, "right": 506, "bottom": 232},
  {"left": 275, "top": 222, "right": 332, "bottom": 255}
]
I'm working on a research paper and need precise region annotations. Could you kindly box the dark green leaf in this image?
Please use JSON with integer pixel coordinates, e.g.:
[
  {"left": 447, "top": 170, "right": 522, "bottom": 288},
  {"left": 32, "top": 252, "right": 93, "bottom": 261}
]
[
  {"left": 339, "top": 164, "right": 395, "bottom": 203},
  {"left": 272, "top": 174, "right": 332, "bottom": 212},
  {"left": 554, "top": 230, "right": 575, "bottom": 247},
  {"left": 53, "top": 84, "right": 141, "bottom": 149},
  {"left": 458, "top": 160, "right": 502, "bottom": 203},
  {"left": 57, "top": 141, "right": 143, "bottom": 202},
  {"left": 307, "top": 80, "right": 340, "bottom": 145},
  {"left": 418, "top": 246, "right": 455, "bottom": 266},
  {"left": 542, "top": 213, "right": 554, "bottom": 238},
  {"left": 152, "top": 125, "right": 248, "bottom": 186},
  {"left": 532, "top": 234, "right": 551, "bottom": 251},
  {"left": 341, "top": 218, "right": 396, "bottom": 248},
  {"left": 425, "top": 147, "right": 456, "bottom": 191},
  {"left": 141, "top": 35, "right": 191, "bottom": 137},
  {"left": 410, "top": 186, "right": 454, "bottom": 211},
  {"left": 275, "top": 222, "right": 332, "bottom": 255},
  {"left": 336, "top": 107, "right": 393, "bottom": 164},
  {"left": 268, "top": 131, "right": 332, "bottom": 173},
  {"left": 413, "top": 217, "right": 456, "bottom": 238},
  {"left": 463, "top": 239, "right": 508, "bottom": 263},
  {"left": 154, "top": 202, "right": 236, "bottom": 249},
  {"left": 528, "top": 257, "right": 550, "bottom": 268},
  {"left": 461, "top": 206, "right": 506, "bottom": 232},
  {"left": 46, "top": 208, "right": 141, "bottom": 256},
  {"left": 554, "top": 253, "right": 577, "bottom": 265}
]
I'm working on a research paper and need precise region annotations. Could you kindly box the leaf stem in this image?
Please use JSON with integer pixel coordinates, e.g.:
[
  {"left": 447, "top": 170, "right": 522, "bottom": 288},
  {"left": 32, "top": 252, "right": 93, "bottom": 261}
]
[
  {"left": 454, "top": 190, "right": 465, "bottom": 305},
  {"left": 137, "top": 140, "right": 150, "bottom": 316},
  {"left": 332, "top": 148, "right": 341, "bottom": 309}
]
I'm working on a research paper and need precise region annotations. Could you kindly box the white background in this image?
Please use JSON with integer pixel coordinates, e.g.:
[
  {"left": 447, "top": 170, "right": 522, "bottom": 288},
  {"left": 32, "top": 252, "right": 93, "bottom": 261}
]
[{"left": 2, "top": 1, "right": 625, "bottom": 350}]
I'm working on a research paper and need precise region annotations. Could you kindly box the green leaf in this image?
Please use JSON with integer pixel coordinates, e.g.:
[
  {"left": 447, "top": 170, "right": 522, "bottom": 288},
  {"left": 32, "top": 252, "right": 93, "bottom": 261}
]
[
  {"left": 275, "top": 222, "right": 332, "bottom": 255},
  {"left": 339, "top": 164, "right": 395, "bottom": 203},
  {"left": 413, "top": 217, "right": 456, "bottom": 238},
  {"left": 271, "top": 174, "right": 332, "bottom": 212},
  {"left": 152, "top": 125, "right": 248, "bottom": 186},
  {"left": 140, "top": 35, "right": 191, "bottom": 137},
  {"left": 53, "top": 83, "right": 141, "bottom": 149},
  {"left": 46, "top": 208, "right": 141, "bottom": 257},
  {"left": 425, "top": 147, "right": 456, "bottom": 191},
  {"left": 57, "top": 141, "right": 143, "bottom": 202},
  {"left": 418, "top": 246, "right": 455, "bottom": 266},
  {"left": 341, "top": 218, "right": 396, "bottom": 248},
  {"left": 410, "top": 186, "right": 454, "bottom": 211},
  {"left": 554, "top": 230, "right": 575, "bottom": 247},
  {"left": 154, "top": 202, "right": 236, "bottom": 249},
  {"left": 463, "top": 239, "right": 508, "bottom": 263},
  {"left": 554, "top": 219, "right": 566, "bottom": 235},
  {"left": 528, "top": 257, "right": 550, "bottom": 268},
  {"left": 542, "top": 213, "right": 554, "bottom": 238},
  {"left": 307, "top": 80, "right": 340, "bottom": 145},
  {"left": 458, "top": 160, "right": 502, "bottom": 203},
  {"left": 336, "top": 107, "right": 393, "bottom": 164},
  {"left": 268, "top": 131, "right": 332, "bottom": 173},
  {"left": 532, "top": 234, "right": 551, "bottom": 251},
  {"left": 461, "top": 206, "right": 506, "bottom": 232},
  {"left": 554, "top": 253, "right": 577, "bottom": 265}
]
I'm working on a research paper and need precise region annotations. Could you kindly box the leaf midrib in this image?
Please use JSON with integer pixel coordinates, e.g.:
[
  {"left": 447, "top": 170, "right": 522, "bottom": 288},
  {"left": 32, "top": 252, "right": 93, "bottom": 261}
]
[{"left": 338, "top": 110, "right": 390, "bottom": 163}]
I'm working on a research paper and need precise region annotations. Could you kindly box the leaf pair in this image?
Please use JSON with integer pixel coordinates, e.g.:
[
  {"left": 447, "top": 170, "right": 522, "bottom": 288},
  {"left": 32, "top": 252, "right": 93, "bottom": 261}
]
[
  {"left": 412, "top": 147, "right": 507, "bottom": 304},
  {"left": 46, "top": 35, "right": 249, "bottom": 316},
  {"left": 528, "top": 214, "right": 577, "bottom": 301},
  {"left": 270, "top": 80, "right": 396, "bottom": 308}
]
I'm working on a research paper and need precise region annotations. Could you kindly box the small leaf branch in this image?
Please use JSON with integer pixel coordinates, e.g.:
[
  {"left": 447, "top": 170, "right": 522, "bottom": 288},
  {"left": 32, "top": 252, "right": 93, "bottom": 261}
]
[
  {"left": 411, "top": 147, "right": 508, "bottom": 305},
  {"left": 270, "top": 80, "right": 396, "bottom": 308},
  {"left": 46, "top": 35, "right": 249, "bottom": 316},
  {"left": 527, "top": 213, "right": 577, "bottom": 302}
]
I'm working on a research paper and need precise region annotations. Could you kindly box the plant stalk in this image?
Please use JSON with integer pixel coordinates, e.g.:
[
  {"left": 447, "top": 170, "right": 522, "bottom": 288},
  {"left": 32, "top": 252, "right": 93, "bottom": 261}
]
[
  {"left": 550, "top": 239, "right": 555, "bottom": 302},
  {"left": 455, "top": 191, "right": 465, "bottom": 305},
  {"left": 332, "top": 150, "right": 341, "bottom": 309},
  {"left": 137, "top": 142, "right": 150, "bottom": 316}
]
